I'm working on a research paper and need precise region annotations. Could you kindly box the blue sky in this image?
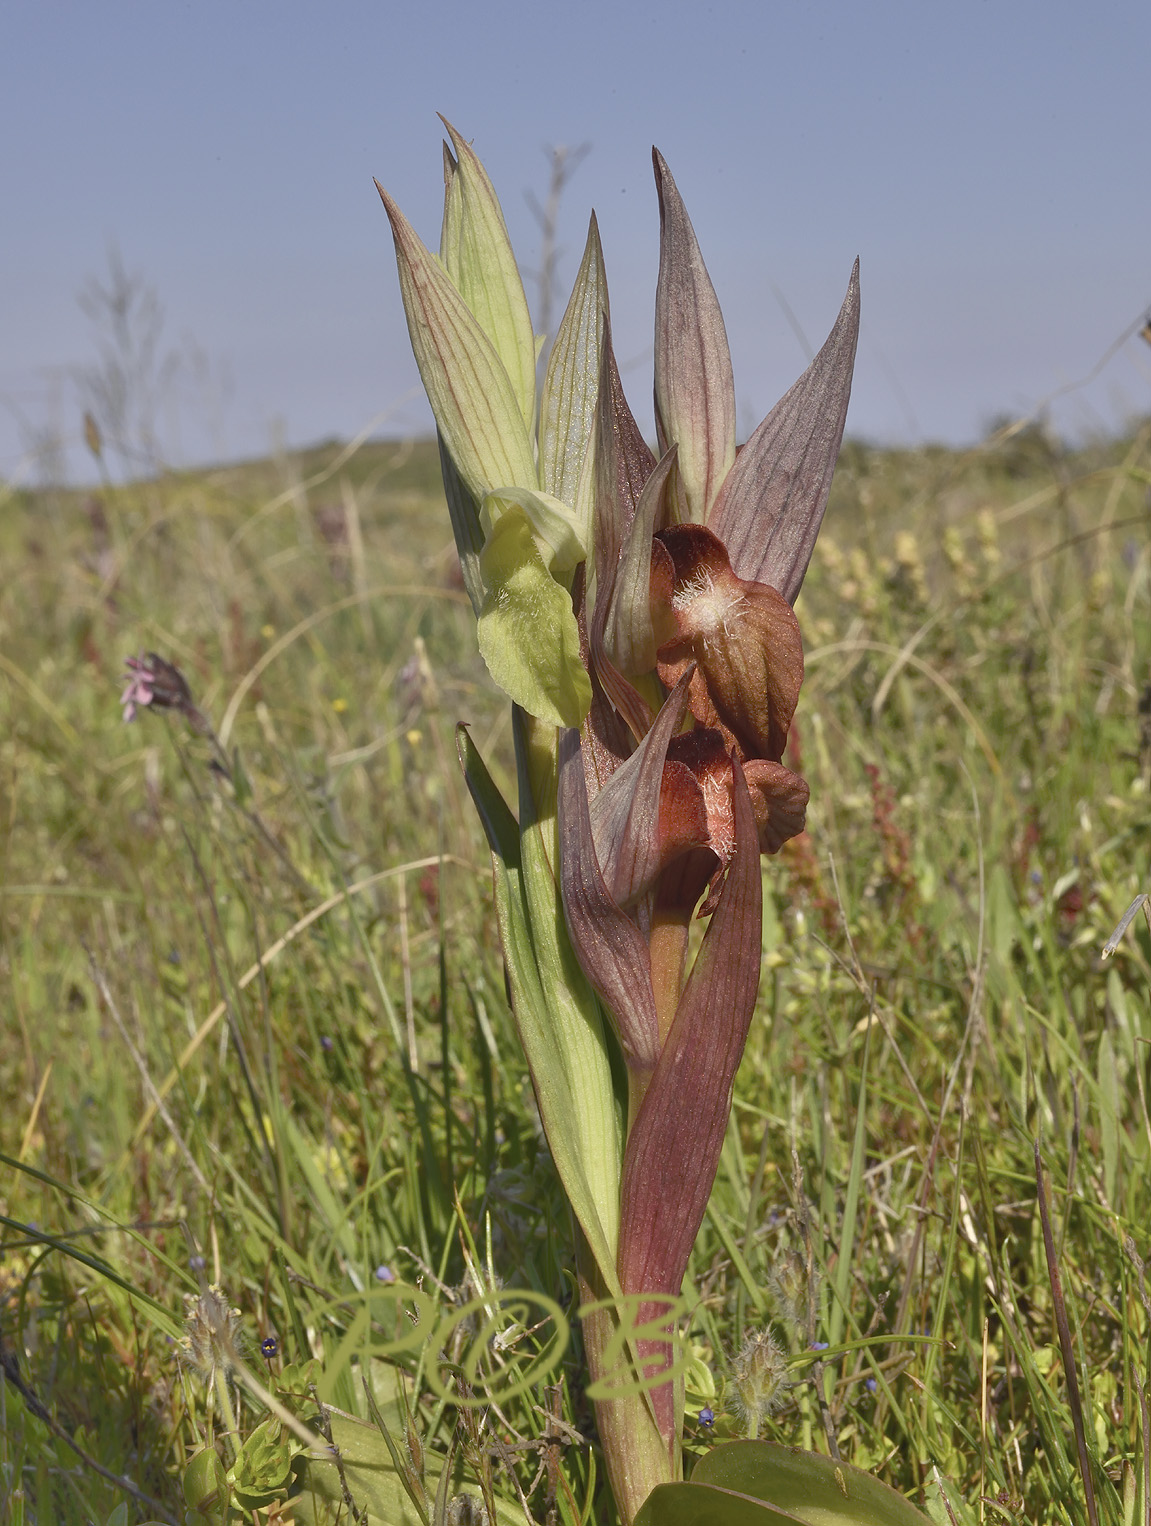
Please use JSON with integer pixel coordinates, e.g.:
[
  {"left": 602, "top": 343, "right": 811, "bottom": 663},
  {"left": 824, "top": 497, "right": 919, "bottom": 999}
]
[{"left": 4, "top": 0, "right": 1150, "bottom": 482}]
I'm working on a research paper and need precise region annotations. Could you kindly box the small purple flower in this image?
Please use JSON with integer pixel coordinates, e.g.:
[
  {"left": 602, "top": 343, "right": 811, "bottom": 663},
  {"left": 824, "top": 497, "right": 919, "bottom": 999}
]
[
  {"left": 121, "top": 659, "right": 152, "bottom": 722},
  {"left": 697, "top": 1406, "right": 715, "bottom": 1428},
  {"left": 261, "top": 1335, "right": 278, "bottom": 1359},
  {"left": 865, "top": 1376, "right": 877, "bottom": 1394},
  {"left": 189, "top": 1254, "right": 206, "bottom": 1273},
  {"left": 374, "top": 1263, "right": 395, "bottom": 1284},
  {"left": 809, "top": 1341, "right": 829, "bottom": 1351},
  {"left": 120, "top": 652, "right": 208, "bottom": 733},
  {"left": 320, "top": 1035, "right": 334, "bottom": 1052}
]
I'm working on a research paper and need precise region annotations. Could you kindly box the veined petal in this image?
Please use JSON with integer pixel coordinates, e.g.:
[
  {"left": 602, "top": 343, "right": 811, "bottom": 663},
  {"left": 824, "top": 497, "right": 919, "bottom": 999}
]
[
  {"left": 652, "top": 149, "right": 737, "bottom": 525},
  {"left": 540, "top": 214, "right": 608, "bottom": 548},
  {"left": 558, "top": 729, "right": 662, "bottom": 1074},
  {"left": 571, "top": 566, "right": 637, "bottom": 802},
  {"left": 592, "top": 312, "right": 657, "bottom": 601},
  {"left": 602, "top": 446, "right": 677, "bottom": 680},
  {"left": 376, "top": 180, "right": 537, "bottom": 504},
  {"left": 477, "top": 509, "right": 591, "bottom": 727},
  {"left": 484, "top": 485, "right": 587, "bottom": 573},
  {"left": 588, "top": 315, "right": 658, "bottom": 740},
  {"left": 653, "top": 525, "right": 804, "bottom": 762},
  {"left": 439, "top": 119, "right": 538, "bottom": 435},
  {"left": 709, "top": 260, "right": 860, "bottom": 604},
  {"left": 742, "top": 758, "right": 809, "bottom": 855},
  {"left": 439, "top": 139, "right": 463, "bottom": 265},
  {"left": 588, "top": 670, "right": 707, "bottom": 908},
  {"left": 618, "top": 754, "right": 763, "bottom": 1302}
]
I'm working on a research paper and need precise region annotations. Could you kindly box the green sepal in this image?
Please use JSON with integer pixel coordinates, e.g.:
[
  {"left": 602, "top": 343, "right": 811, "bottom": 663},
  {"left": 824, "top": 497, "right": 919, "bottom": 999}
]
[
  {"left": 540, "top": 213, "right": 608, "bottom": 551},
  {"left": 376, "top": 180, "right": 537, "bottom": 505},
  {"left": 439, "top": 138, "right": 462, "bottom": 265},
  {"left": 476, "top": 510, "right": 591, "bottom": 727},
  {"left": 438, "top": 118, "right": 537, "bottom": 436},
  {"left": 458, "top": 724, "right": 623, "bottom": 1294}
]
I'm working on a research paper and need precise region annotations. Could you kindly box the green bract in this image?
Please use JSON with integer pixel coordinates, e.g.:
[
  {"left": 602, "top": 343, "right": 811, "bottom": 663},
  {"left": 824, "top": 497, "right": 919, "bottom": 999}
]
[
  {"left": 440, "top": 120, "right": 538, "bottom": 435},
  {"left": 377, "top": 118, "right": 604, "bottom": 727},
  {"left": 376, "top": 180, "right": 536, "bottom": 503}
]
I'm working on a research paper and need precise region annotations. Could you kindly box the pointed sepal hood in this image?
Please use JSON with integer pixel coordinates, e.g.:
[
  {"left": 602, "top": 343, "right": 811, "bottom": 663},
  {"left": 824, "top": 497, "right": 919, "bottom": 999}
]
[
  {"left": 375, "top": 179, "right": 537, "bottom": 505},
  {"left": 652, "top": 149, "right": 737, "bottom": 524},
  {"left": 709, "top": 259, "right": 860, "bottom": 604},
  {"left": 438, "top": 117, "right": 538, "bottom": 435}
]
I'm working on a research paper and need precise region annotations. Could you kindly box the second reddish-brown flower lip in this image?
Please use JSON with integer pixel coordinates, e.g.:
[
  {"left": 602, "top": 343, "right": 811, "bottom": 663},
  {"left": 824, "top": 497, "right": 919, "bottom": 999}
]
[{"left": 650, "top": 523, "right": 804, "bottom": 766}]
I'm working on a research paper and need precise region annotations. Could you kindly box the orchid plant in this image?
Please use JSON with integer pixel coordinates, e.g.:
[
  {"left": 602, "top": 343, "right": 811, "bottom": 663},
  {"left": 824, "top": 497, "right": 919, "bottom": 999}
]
[{"left": 376, "top": 122, "right": 879, "bottom": 1525}]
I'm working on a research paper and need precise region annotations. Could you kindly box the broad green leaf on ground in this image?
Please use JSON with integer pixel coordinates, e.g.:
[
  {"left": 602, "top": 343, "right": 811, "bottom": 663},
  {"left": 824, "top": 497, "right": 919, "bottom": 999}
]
[
  {"left": 299, "top": 1408, "right": 523, "bottom": 1526},
  {"left": 636, "top": 1481, "right": 802, "bottom": 1525},
  {"left": 689, "top": 1443, "right": 932, "bottom": 1525}
]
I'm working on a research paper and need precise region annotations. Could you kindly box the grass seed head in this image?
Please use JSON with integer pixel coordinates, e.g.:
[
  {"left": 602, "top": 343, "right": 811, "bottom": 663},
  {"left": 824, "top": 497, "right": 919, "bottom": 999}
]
[
  {"left": 181, "top": 1283, "right": 244, "bottom": 1379},
  {"left": 730, "top": 1326, "right": 789, "bottom": 1434}
]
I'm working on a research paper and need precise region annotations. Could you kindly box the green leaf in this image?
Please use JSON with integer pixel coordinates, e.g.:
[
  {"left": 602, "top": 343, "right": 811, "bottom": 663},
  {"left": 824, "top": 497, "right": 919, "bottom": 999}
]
[
  {"left": 182, "top": 1448, "right": 229, "bottom": 1517},
  {"left": 376, "top": 180, "right": 537, "bottom": 505},
  {"left": 458, "top": 725, "right": 623, "bottom": 1296},
  {"left": 1097, "top": 1027, "right": 1119, "bottom": 1207},
  {"left": 513, "top": 713, "right": 624, "bottom": 1265},
  {"left": 276, "top": 1358, "right": 323, "bottom": 1400},
  {"left": 829, "top": 1014, "right": 872, "bottom": 1355},
  {"left": 637, "top": 1481, "right": 802, "bottom": 1525},
  {"left": 299, "top": 1408, "right": 523, "bottom": 1526},
  {"left": 226, "top": 1416, "right": 302, "bottom": 1510},
  {"left": 476, "top": 510, "right": 591, "bottom": 727},
  {"left": 439, "top": 119, "right": 537, "bottom": 436},
  {"left": 687, "top": 1441, "right": 933, "bottom": 1525}
]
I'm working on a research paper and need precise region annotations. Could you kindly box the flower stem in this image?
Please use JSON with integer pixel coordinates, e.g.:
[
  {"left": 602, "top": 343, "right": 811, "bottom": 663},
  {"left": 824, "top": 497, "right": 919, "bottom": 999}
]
[{"left": 648, "top": 908, "right": 689, "bottom": 1049}]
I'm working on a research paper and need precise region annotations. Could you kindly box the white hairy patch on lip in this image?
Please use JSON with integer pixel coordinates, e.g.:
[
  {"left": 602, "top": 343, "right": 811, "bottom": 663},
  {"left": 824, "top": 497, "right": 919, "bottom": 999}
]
[{"left": 672, "top": 567, "right": 745, "bottom": 648}]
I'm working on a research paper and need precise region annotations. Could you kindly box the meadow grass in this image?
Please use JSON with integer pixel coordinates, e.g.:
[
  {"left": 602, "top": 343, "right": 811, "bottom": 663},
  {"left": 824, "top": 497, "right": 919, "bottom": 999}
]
[{"left": 3, "top": 420, "right": 1151, "bottom": 1525}]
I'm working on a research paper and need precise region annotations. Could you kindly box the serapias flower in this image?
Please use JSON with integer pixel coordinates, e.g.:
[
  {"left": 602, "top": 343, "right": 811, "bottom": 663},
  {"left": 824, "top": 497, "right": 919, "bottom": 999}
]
[
  {"left": 553, "top": 148, "right": 857, "bottom": 1504},
  {"left": 589, "top": 153, "right": 858, "bottom": 859}
]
